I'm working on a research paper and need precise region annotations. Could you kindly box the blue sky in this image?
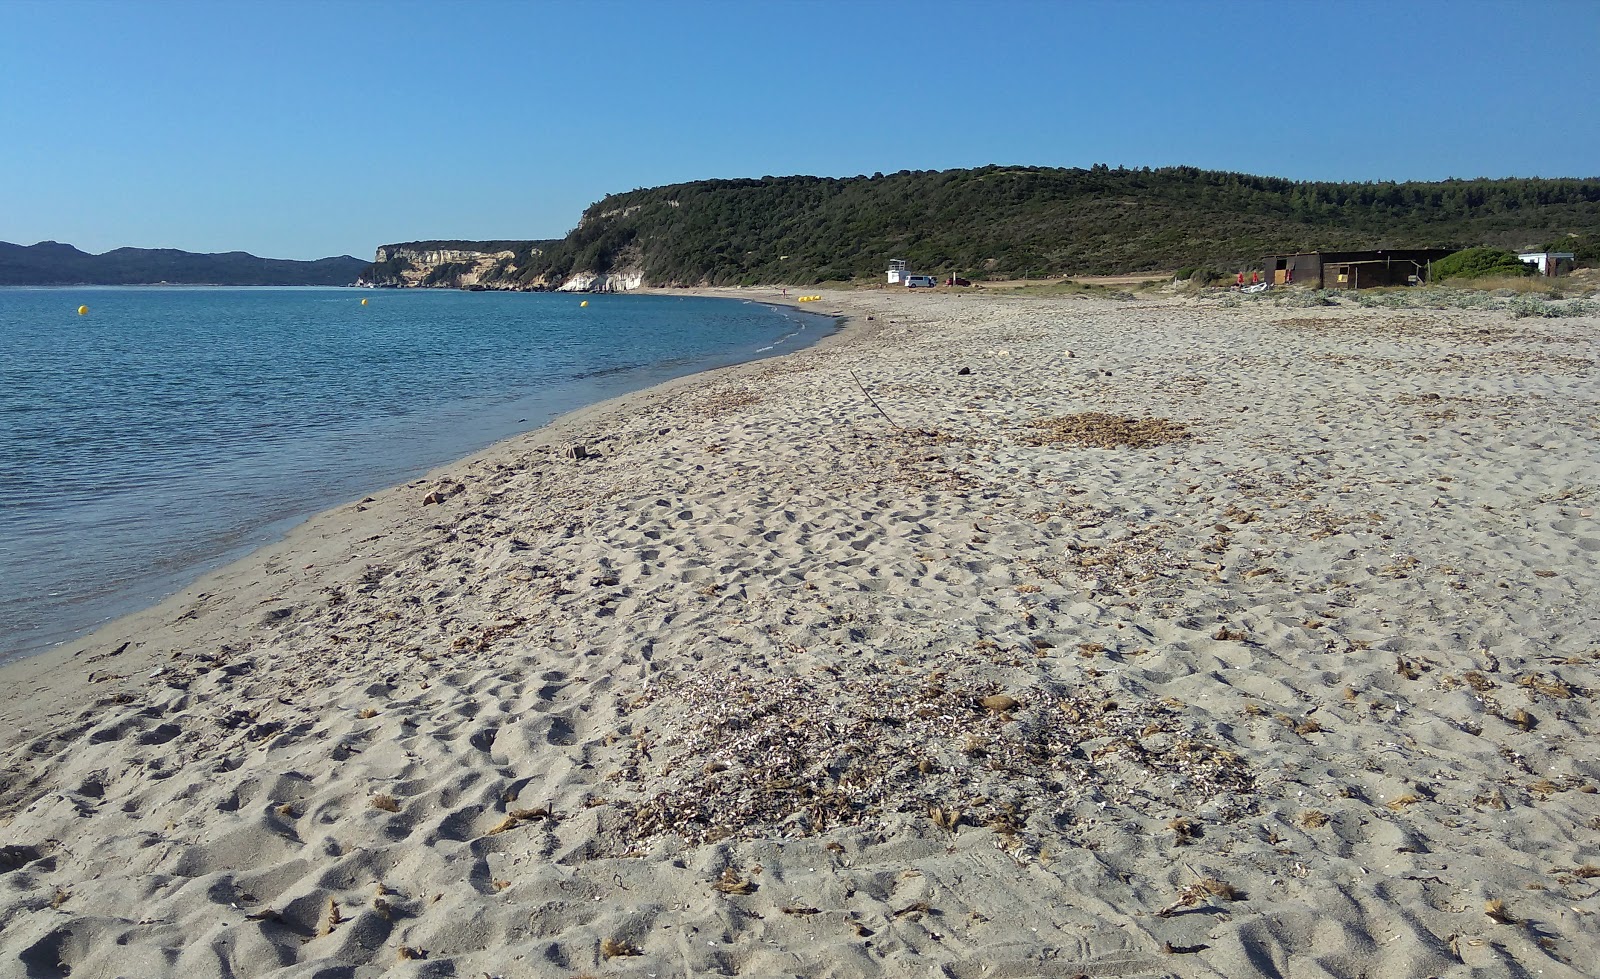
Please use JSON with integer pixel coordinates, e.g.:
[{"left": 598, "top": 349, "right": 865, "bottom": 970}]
[{"left": 4, "top": 0, "right": 1596, "bottom": 260}]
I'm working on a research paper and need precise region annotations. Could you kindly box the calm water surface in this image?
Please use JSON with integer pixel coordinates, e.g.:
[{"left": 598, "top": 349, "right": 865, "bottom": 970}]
[{"left": 0, "top": 287, "right": 829, "bottom": 661}]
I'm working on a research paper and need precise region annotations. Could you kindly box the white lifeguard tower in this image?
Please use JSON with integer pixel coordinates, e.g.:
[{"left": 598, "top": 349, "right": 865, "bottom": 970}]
[{"left": 887, "top": 258, "right": 908, "bottom": 285}]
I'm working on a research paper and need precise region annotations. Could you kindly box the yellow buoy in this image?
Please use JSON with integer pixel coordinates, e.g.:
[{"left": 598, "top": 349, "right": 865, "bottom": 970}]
[
  {"left": 77, "top": 305, "right": 88, "bottom": 315},
  {"left": 360, "top": 298, "right": 368, "bottom": 306},
  {"left": 580, "top": 300, "right": 589, "bottom": 307}
]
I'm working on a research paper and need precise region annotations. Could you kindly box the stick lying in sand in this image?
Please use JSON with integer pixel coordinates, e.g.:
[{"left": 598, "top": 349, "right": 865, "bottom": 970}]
[{"left": 850, "top": 369, "right": 904, "bottom": 430}]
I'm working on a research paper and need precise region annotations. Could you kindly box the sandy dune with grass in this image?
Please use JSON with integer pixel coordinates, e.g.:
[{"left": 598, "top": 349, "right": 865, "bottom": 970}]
[{"left": 2, "top": 287, "right": 1598, "bottom": 978}]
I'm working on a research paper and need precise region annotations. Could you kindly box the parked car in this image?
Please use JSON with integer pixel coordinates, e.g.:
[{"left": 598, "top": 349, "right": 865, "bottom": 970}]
[
  {"left": 945, "top": 277, "right": 972, "bottom": 287},
  {"left": 904, "top": 275, "right": 937, "bottom": 288}
]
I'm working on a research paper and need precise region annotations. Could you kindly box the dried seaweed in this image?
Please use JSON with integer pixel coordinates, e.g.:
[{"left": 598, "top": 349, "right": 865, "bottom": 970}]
[
  {"left": 614, "top": 665, "right": 1254, "bottom": 845},
  {"left": 1021, "top": 413, "right": 1190, "bottom": 449}
]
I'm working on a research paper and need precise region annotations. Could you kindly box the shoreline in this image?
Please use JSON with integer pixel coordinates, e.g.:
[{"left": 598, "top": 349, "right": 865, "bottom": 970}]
[
  {"left": 3, "top": 288, "right": 1597, "bottom": 977},
  {"left": 0, "top": 288, "right": 844, "bottom": 669},
  {"left": 0, "top": 287, "right": 864, "bottom": 724}
]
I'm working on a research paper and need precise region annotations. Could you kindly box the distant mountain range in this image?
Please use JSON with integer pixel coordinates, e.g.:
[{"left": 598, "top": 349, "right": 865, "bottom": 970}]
[{"left": 0, "top": 241, "right": 368, "bottom": 286}]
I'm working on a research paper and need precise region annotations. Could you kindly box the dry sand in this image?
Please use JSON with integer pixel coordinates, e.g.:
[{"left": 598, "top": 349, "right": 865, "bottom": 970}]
[{"left": 2, "top": 288, "right": 1598, "bottom": 978}]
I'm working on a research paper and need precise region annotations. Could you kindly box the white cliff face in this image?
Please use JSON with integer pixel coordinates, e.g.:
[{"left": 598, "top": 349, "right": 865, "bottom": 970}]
[
  {"left": 376, "top": 248, "right": 517, "bottom": 266},
  {"left": 584, "top": 204, "right": 643, "bottom": 225},
  {"left": 362, "top": 242, "right": 646, "bottom": 291},
  {"left": 557, "top": 269, "right": 644, "bottom": 292},
  {"left": 363, "top": 247, "right": 526, "bottom": 288}
]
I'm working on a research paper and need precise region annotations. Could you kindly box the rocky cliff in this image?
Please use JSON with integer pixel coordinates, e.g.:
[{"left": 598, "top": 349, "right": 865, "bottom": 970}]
[
  {"left": 357, "top": 241, "right": 547, "bottom": 290},
  {"left": 357, "top": 238, "right": 648, "bottom": 292}
]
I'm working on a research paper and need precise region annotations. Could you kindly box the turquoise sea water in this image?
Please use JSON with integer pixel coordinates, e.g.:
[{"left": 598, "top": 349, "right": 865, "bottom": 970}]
[{"left": 0, "top": 287, "right": 829, "bottom": 662}]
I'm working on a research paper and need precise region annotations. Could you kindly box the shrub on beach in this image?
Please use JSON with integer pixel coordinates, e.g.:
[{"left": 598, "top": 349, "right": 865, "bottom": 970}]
[
  {"left": 1431, "top": 248, "right": 1534, "bottom": 281},
  {"left": 1509, "top": 297, "right": 1599, "bottom": 318},
  {"left": 1274, "top": 289, "right": 1339, "bottom": 307},
  {"left": 1174, "top": 269, "right": 1219, "bottom": 292},
  {"left": 1351, "top": 285, "right": 1597, "bottom": 315}
]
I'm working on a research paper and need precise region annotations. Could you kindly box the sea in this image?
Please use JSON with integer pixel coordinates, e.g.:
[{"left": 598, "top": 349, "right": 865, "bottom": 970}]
[{"left": 0, "top": 287, "right": 832, "bottom": 663}]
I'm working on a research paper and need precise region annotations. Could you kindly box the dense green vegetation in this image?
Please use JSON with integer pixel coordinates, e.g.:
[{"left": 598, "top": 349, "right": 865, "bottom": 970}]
[
  {"left": 1431, "top": 247, "right": 1535, "bottom": 280},
  {"left": 444, "top": 166, "right": 1598, "bottom": 287},
  {"left": 0, "top": 241, "right": 367, "bottom": 286},
  {"left": 1544, "top": 233, "right": 1600, "bottom": 268}
]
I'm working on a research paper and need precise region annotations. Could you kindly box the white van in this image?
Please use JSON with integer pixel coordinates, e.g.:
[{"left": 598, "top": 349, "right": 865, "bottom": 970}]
[{"left": 904, "top": 275, "right": 937, "bottom": 288}]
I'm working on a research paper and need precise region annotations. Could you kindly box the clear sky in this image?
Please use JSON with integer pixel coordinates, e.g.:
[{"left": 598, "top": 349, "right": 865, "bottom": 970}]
[{"left": 4, "top": 0, "right": 1596, "bottom": 260}]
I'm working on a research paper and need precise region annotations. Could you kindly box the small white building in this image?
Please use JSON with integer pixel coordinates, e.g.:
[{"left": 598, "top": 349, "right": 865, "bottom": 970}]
[
  {"left": 1518, "top": 250, "right": 1576, "bottom": 276},
  {"left": 887, "top": 258, "right": 908, "bottom": 284}
]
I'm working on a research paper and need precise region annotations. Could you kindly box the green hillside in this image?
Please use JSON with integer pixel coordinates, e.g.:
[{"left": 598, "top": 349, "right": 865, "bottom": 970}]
[{"left": 486, "top": 166, "right": 1600, "bottom": 287}]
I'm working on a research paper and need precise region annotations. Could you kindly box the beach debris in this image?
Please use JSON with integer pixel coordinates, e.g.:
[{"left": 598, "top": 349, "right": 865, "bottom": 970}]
[
  {"left": 1168, "top": 817, "right": 1200, "bottom": 845},
  {"left": 1021, "top": 413, "right": 1189, "bottom": 449},
  {"left": 1484, "top": 898, "right": 1518, "bottom": 924},
  {"left": 396, "top": 945, "right": 424, "bottom": 961},
  {"left": 693, "top": 388, "right": 762, "bottom": 416},
  {"left": 485, "top": 806, "right": 554, "bottom": 836},
  {"left": 562, "top": 443, "right": 592, "bottom": 461},
  {"left": 1517, "top": 673, "right": 1575, "bottom": 699},
  {"left": 957, "top": 367, "right": 972, "bottom": 375},
  {"left": 928, "top": 805, "right": 963, "bottom": 832},
  {"left": 451, "top": 618, "right": 526, "bottom": 653},
  {"left": 1298, "top": 810, "right": 1330, "bottom": 828},
  {"left": 318, "top": 897, "right": 342, "bottom": 936},
  {"left": 850, "top": 369, "right": 906, "bottom": 430},
  {"left": 421, "top": 481, "right": 465, "bottom": 505},
  {"left": 782, "top": 906, "right": 823, "bottom": 916},
  {"left": 370, "top": 794, "right": 400, "bottom": 812},
  {"left": 1475, "top": 788, "right": 1509, "bottom": 810},
  {"left": 711, "top": 868, "right": 757, "bottom": 895},
  {"left": 979, "top": 693, "right": 1021, "bottom": 714},
  {"left": 601, "top": 937, "right": 642, "bottom": 959},
  {"left": 618, "top": 667, "right": 1254, "bottom": 846},
  {"left": 1156, "top": 877, "right": 1243, "bottom": 917},
  {"left": 1529, "top": 778, "right": 1561, "bottom": 800}
]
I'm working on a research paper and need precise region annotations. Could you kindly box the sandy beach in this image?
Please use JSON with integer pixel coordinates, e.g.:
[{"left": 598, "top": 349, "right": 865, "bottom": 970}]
[{"left": 2, "top": 287, "right": 1598, "bottom": 978}]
